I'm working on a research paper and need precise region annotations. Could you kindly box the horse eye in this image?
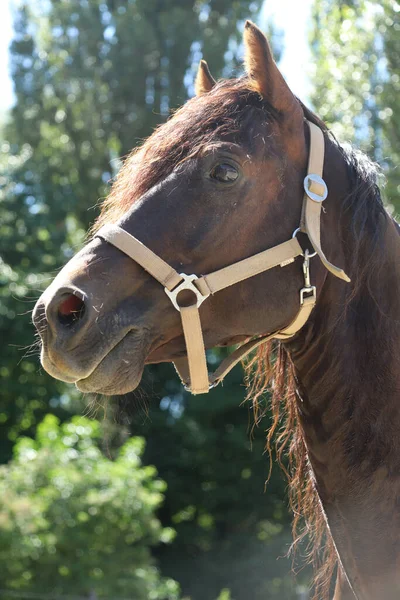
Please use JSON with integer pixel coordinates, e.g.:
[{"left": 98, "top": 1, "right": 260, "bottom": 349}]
[{"left": 210, "top": 163, "right": 239, "bottom": 183}]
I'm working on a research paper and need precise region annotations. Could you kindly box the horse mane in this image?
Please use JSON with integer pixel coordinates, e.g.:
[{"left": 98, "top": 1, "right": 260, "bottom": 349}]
[
  {"left": 246, "top": 106, "right": 387, "bottom": 599},
  {"left": 93, "top": 82, "right": 388, "bottom": 597}
]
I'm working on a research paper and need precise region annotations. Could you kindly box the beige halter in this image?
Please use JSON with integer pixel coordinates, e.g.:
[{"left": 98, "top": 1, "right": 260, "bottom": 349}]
[{"left": 96, "top": 121, "right": 350, "bottom": 394}]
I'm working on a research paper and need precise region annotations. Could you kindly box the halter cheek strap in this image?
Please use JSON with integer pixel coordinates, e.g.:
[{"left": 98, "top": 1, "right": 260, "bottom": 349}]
[
  {"left": 96, "top": 121, "right": 350, "bottom": 395},
  {"left": 301, "top": 125, "right": 350, "bottom": 283}
]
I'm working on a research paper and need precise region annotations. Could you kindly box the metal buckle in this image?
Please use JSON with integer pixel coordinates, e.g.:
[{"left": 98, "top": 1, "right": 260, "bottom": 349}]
[
  {"left": 300, "top": 286, "right": 316, "bottom": 305},
  {"left": 300, "top": 249, "right": 317, "bottom": 305},
  {"left": 164, "top": 273, "right": 210, "bottom": 312},
  {"left": 303, "top": 173, "right": 328, "bottom": 202}
]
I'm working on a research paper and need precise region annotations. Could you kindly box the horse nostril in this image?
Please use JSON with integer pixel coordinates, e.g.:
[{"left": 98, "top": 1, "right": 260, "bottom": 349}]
[{"left": 57, "top": 294, "right": 86, "bottom": 327}]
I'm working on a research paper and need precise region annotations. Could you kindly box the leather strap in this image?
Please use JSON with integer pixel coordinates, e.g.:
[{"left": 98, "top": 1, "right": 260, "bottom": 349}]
[
  {"left": 174, "top": 294, "right": 315, "bottom": 389},
  {"left": 301, "top": 122, "right": 351, "bottom": 283},
  {"left": 96, "top": 120, "right": 350, "bottom": 395},
  {"left": 179, "top": 305, "right": 209, "bottom": 393},
  {"left": 96, "top": 224, "right": 182, "bottom": 291},
  {"left": 196, "top": 238, "right": 303, "bottom": 296}
]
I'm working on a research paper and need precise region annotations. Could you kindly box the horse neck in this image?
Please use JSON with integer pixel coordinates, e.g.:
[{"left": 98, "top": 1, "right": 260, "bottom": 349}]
[{"left": 287, "top": 183, "right": 400, "bottom": 599}]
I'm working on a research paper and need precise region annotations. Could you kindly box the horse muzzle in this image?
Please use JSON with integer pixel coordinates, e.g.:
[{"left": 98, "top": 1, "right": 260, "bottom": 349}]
[{"left": 32, "top": 241, "right": 155, "bottom": 394}]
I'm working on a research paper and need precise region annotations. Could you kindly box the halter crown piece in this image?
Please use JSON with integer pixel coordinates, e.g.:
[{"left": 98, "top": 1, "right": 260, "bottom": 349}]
[{"left": 96, "top": 122, "right": 350, "bottom": 394}]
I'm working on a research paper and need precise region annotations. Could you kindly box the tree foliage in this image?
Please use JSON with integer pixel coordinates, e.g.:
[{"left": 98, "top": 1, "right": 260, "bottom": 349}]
[
  {"left": 380, "top": 0, "right": 400, "bottom": 208},
  {"left": 133, "top": 365, "right": 299, "bottom": 599},
  {"left": 0, "top": 415, "right": 180, "bottom": 599},
  {"left": 310, "top": 0, "right": 399, "bottom": 213}
]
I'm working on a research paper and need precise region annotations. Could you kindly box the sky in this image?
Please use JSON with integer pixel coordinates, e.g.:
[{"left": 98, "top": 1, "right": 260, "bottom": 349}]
[
  {"left": 0, "top": 0, "right": 313, "bottom": 114},
  {"left": 260, "top": 0, "right": 314, "bottom": 101}
]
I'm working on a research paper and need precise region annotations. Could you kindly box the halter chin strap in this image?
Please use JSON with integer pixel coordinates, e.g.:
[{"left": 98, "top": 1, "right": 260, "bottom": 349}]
[{"left": 96, "top": 121, "right": 350, "bottom": 394}]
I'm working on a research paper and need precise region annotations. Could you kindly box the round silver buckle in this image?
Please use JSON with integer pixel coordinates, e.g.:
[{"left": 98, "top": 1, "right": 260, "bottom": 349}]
[
  {"left": 164, "top": 273, "right": 209, "bottom": 312},
  {"left": 303, "top": 173, "right": 328, "bottom": 202}
]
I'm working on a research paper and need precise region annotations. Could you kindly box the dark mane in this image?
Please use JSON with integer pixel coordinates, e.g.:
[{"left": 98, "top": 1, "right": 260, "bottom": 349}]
[
  {"left": 94, "top": 85, "right": 390, "bottom": 598},
  {"left": 246, "top": 109, "right": 390, "bottom": 599}
]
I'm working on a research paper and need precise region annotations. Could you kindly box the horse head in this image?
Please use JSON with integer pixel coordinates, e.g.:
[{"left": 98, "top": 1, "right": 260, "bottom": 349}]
[{"left": 32, "top": 22, "right": 341, "bottom": 396}]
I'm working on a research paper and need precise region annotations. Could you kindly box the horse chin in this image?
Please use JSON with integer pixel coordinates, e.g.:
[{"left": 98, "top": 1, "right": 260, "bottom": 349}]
[
  {"left": 76, "top": 367, "right": 144, "bottom": 395},
  {"left": 74, "top": 330, "right": 149, "bottom": 395},
  {"left": 37, "top": 329, "right": 149, "bottom": 396}
]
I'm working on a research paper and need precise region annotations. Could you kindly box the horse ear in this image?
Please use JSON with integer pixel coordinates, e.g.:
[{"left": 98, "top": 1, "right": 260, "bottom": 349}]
[
  {"left": 195, "top": 60, "right": 216, "bottom": 96},
  {"left": 243, "top": 20, "right": 297, "bottom": 115}
]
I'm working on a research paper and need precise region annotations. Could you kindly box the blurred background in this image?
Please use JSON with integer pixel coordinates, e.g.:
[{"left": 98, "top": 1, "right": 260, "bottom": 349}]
[{"left": 0, "top": 0, "right": 398, "bottom": 599}]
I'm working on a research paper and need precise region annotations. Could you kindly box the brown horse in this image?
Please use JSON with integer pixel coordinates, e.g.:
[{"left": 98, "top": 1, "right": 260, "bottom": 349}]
[{"left": 33, "top": 22, "right": 400, "bottom": 600}]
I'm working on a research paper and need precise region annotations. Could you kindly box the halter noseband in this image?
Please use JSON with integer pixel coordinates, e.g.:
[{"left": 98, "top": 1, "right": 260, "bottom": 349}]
[{"left": 96, "top": 121, "right": 350, "bottom": 394}]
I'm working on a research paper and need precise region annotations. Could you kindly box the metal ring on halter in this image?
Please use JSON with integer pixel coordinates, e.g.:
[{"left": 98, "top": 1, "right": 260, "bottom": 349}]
[
  {"left": 292, "top": 228, "right": 317, "bottom": 258},
  {"left": 208, "top": 380, "right": 219, "bottom": 390},
  {"left": 303, "top": 173, "right": 328, "bottom": 203},
  {"left": 164, "top": 273, "right": 210, "bottom": 312},
  {"left": 184, "top": 380, "right": 219, "bottom": 393}
]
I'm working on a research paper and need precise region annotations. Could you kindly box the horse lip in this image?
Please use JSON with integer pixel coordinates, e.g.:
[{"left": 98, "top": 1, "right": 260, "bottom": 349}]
[
  {"left": 41, "top": 351, "right": 78, "bottom": 384},
  {"left": 77, "top": 328, "right": 142, "bottom": 380},
  {"left": 42, "top": 326, "right": 145, "bottom": 384},
  {"left": 75, "top": 329, "right": 148, "bottom": 394}
]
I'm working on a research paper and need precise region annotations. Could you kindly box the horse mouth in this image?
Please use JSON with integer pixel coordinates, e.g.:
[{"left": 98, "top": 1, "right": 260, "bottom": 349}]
[
  {"left": 76, "top": 333, "right": 186, "bottom": 394},
  {"left": 75, "top": 330, "right": 150, "bottom": 395},
  {"left": 39, "top": 327, "right": 151, "bottom": 396},
  {"left": 42, "top": 326, "right": 250, "bottom": 396}
]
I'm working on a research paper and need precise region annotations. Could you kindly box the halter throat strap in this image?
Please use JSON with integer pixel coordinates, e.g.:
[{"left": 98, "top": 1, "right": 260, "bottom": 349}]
[{"left": 96, "top": 121, "right": 350, "bottom": 394}]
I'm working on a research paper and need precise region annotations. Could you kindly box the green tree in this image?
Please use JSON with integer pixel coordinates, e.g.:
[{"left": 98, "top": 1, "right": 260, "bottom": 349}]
[
  {"left": 0, "top": 414, "right": 180, "bottom": 599},
  {"left": 124, "top": 363, "right": 302, "bottom": 600},
  {"left": 310, "top": 0, "right": 399, "bottom": 214},
  {"left": 310, "top": 0, "right": 382, "bottom": 150},
  {"left": 380, "top": 0, "right": 400, "bottom": 212}
]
